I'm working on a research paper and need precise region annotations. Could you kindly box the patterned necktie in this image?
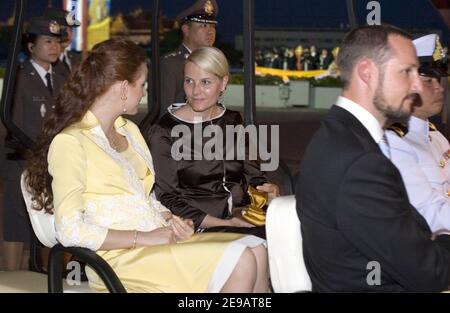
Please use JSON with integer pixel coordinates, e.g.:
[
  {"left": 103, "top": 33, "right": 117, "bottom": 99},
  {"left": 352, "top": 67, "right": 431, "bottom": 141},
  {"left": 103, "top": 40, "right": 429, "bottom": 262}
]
[{"left": 45, "top": 72, "right": 53, "bottom": 95}]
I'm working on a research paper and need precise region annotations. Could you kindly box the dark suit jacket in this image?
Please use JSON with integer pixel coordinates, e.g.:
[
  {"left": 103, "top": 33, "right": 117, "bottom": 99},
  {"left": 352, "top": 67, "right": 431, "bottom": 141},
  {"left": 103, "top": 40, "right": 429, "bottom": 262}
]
[
  {"left": 297, "top": 105, "right": 450, "bottom": 292},
  {"left": 12, "top": 59, "right": 65, "bottom": 141},
  {"left": 159, "top": 45, "right": 190, "bottom": 118}
]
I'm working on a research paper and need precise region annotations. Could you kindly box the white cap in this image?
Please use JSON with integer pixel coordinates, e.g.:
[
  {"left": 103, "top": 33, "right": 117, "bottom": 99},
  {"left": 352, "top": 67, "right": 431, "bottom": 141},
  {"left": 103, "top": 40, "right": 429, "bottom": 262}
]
[
  {"left": 412, "top": 34, "right": 448, "bottom": 78},
  {"left": 413, "top": 34, "right": 438, "bottom": 58}
]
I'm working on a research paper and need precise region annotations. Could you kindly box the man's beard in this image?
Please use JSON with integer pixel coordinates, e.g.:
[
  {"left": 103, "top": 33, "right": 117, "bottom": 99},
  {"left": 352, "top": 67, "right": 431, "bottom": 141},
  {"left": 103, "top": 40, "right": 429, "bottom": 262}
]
[{"left": 373, "top": 81, "right": 419, "bottom": 124}]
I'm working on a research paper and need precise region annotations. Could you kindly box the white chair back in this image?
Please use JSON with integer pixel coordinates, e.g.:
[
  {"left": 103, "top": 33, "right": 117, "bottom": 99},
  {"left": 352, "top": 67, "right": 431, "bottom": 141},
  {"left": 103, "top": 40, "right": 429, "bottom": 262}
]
[
  {"left": 266, "top": 195, "right": 312, "bottom": 292},
  {"left": 21, "top": 172, "right": 57, "bottom": 248}
]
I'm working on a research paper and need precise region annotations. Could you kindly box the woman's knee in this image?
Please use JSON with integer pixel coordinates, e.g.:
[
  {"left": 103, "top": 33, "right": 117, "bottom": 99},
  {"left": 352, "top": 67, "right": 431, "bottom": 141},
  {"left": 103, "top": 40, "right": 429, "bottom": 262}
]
[
  {"left": 250, "top": 244, "right": 268, "bottom": 263},
  {"left": 235, "top": 247, "right": 258, "bottom": 280}
]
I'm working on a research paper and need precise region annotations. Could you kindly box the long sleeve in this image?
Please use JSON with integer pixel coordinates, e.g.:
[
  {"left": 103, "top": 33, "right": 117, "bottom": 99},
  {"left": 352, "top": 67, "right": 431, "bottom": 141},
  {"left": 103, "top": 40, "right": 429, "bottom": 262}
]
[
  {"left": 48, "top": 133, "right": 108, "bottom": 251},
  {"left": 384, "top": 133, "right": 450, "bottom": 234},
  {"left": 149, "top": 124, "right": 207, "bottom": 228},
  {"left": 336, "top": 152, "right": 450, "bottom": 292}
]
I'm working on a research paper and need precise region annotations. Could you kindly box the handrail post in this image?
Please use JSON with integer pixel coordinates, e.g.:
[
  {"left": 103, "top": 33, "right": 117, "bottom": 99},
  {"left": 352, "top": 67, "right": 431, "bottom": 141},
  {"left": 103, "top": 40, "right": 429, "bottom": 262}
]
[{"left": 243, "top": 0, "right": 256, "bottom": 126}]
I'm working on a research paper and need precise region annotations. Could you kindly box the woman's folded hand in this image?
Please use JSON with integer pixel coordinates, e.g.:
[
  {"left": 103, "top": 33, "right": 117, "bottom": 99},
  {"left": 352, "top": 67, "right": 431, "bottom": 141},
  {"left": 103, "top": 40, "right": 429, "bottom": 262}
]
[
  {"left": 169, "top": 215, "right": 194, "bottom": 242},
  {"left": 139, "top": 227, "right": 177, "bottom": 246}
]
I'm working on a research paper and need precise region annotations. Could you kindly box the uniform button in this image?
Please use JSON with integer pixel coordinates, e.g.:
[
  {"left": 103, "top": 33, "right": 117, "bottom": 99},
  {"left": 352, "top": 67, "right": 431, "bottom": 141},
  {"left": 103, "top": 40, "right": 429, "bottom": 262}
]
[
  {"left": 447, "top": 191, "right": 450, "bottom": 197},
  {"left": 440, "top": 160, "right": 446, "bottom": 168}
]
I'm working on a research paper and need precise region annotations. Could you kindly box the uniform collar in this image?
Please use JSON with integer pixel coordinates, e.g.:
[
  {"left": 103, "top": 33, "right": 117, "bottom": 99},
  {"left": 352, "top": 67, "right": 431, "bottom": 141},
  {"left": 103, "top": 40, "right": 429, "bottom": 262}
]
[
  {"left": 30, "top": 59, "right": 53, "bottom": 82},
  {"left": 336, "top": 96, "right": 384, "bottom": 143},
  {"left": 408, "top": 116, "right": 430, "bottom": 138},
  {"left": 182, "top": 44, "right": 193, "bottom": 54}
]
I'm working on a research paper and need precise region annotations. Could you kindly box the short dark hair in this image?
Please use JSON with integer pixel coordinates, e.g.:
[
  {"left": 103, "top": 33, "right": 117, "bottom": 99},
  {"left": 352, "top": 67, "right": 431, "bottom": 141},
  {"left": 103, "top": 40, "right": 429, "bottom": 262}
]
[
  {"left": 338, "top": 24, "right": 412, "bottom": 89},
  {"left": 21, "top": 33, "right": 37, "bottom": 57}
]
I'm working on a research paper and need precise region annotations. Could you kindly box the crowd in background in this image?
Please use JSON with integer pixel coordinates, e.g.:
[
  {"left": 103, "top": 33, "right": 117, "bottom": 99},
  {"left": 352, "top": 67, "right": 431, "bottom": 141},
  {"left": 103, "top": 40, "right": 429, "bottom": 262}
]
[
  {"left": 255, "top": 45, "right": 339, "bottom": 71},
  {"left": 256, "top": 44, "right": 450, "bottom": 73}
]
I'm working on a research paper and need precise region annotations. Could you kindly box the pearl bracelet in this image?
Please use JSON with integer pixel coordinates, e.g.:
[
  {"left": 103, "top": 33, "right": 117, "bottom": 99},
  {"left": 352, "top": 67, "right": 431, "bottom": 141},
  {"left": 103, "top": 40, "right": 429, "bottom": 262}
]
[{"left": 132, "top": 230, "right": 138, "bottom": 249}]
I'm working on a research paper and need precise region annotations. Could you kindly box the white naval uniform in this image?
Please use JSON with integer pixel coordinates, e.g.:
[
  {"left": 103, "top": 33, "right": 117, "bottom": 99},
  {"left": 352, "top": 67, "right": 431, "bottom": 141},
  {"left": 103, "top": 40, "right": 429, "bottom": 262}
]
[{"left": 380, "top": 116, "right": 450, "bottom": 234}]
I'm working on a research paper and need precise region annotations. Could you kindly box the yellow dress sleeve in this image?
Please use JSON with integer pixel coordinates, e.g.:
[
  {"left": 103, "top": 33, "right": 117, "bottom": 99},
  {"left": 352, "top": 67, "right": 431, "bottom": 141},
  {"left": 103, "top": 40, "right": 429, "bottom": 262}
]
[
  {"left": 125, "top": 120, "right": 171, "bottom": 215},
  {"left": 48, "top": 133, "right": 108, "bottom": 251}
]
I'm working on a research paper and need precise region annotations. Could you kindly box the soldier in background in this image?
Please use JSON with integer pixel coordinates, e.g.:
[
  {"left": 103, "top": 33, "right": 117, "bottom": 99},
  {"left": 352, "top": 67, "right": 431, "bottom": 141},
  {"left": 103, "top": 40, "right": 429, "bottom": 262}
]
[
  {"left": 159, "top": 0, "right": 218, "bottom": 118},
  {"left": 2, "top": 17, "right": 64, "bottom": 270},
  {"left": 381, "top": 34, "right": 450, "bottom": 244},
  {"left": 43, "top": 7, "right": 82, "bottom": 79}
]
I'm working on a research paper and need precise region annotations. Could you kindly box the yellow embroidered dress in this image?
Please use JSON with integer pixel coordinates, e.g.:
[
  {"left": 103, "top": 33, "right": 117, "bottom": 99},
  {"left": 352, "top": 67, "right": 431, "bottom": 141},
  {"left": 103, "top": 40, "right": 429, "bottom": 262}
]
[{"left": 48, "top": 111, "right": 265, "bottom": 292}]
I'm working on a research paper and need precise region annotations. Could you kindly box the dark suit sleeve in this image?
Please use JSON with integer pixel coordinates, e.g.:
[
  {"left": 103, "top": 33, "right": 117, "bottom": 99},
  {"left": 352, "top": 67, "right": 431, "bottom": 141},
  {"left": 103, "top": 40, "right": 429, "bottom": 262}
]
[
  {"left": 336, "top": 152, "right": 450, "bottom": 292},
  {"left": 149, "top": 123, "right": 207, "bottom": 229}
]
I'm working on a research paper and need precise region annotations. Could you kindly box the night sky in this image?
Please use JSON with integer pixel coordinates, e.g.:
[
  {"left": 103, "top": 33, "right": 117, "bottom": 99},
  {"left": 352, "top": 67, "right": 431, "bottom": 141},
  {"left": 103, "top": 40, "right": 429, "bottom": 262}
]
[{"left": 0, "top": 0, "right": 448, "bottom": 44}]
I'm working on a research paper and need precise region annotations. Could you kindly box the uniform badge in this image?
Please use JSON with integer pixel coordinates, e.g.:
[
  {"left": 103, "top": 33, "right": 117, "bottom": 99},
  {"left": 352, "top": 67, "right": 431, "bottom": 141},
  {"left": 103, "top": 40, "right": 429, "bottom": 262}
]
[
  {"left": 205, "top": 0, "right": 214, "bottom": 16},
  {"left": 443, "top": 150, "right": 450, "bottom": 161},
  {"left": 433, "top": 35, "right": 445, "bottom": 62},
  {"left": 40, "top": 103, "right": 46, "bottom": 117},
  {"left": 48, "top": 20, "right": 61, "bottom": 35}
]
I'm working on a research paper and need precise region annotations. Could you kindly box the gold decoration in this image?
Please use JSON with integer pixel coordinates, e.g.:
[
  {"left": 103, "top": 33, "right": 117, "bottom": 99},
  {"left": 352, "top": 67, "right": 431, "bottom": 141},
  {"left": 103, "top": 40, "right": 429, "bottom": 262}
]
[
  {"left": 433, "top": 35, "right": 445, "bottom": 62},
  {"left": 49, "top": 20, "right": 60, "bottom": 34},
  {"left": 240, "top": 185, "right": 268, "bottom": 226},
  {"left": 205, "top": 0, "right": 214, "bottom": 16}
]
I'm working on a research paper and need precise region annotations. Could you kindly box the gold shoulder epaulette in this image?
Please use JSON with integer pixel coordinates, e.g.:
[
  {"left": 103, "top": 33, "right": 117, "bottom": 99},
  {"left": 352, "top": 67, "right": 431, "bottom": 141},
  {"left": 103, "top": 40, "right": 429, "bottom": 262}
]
[{"left": 387, "top": 123, "right": 408, "bottom": 137}]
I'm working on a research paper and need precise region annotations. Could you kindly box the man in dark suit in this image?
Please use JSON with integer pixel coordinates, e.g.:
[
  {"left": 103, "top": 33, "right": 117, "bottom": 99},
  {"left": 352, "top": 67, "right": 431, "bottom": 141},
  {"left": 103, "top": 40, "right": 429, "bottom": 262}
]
[
  {"left": 296, "top": 24, "right": 450, "bottom": 292},
  {"left": 159, "top": 0, "right": 218, "bottom": 118},
  {"left": 43, "top": 7, "right": 82, "bottom": 79}
]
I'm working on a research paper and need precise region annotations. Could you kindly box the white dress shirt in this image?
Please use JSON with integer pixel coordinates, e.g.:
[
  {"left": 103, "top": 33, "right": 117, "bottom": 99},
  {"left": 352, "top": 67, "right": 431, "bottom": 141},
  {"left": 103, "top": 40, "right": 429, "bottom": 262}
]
[
  {"left": 30, "top": 59, "right": 53, "bottom": 87},
  {"left": 336, "top": 96, "right": 384, "bottom": 143}
]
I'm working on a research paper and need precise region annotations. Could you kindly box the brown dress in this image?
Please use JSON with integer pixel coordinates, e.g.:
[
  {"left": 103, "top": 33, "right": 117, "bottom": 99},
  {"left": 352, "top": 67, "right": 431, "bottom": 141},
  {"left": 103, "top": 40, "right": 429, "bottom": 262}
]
[{"left": 147, "top": 103, "right": 267, "bottom": 238}]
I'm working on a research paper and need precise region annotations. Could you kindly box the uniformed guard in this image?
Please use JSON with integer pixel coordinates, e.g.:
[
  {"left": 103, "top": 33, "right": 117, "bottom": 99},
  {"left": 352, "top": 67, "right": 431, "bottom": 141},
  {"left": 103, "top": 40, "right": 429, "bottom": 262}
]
[
  {"left": 12, "top": 16, "right": 66, "bottom": 141},
  {"left": 381, "top": 34, "right": 450, "bottom": 236},
  {"left": 1, "top": 16, "right": 65, "bottom": 270},
  {"left": 43, "top": 7, "right": 82, "bottom": 79},
  {"left": 159, "top": 0, "right": 218, "bottom": 118}
]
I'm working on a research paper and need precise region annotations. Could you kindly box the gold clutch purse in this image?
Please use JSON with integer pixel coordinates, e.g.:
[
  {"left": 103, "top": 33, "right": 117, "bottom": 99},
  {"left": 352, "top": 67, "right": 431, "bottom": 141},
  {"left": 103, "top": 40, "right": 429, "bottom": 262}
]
[{"left": 240, "top": 185, "right": 268, "bottom": 226}]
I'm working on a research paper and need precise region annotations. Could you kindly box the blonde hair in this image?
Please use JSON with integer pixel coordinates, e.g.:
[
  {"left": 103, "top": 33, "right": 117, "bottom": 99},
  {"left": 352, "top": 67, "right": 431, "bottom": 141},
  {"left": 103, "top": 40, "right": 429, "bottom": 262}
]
[{"left": 186, "top": 47, "right": 229, "bottom": 79}]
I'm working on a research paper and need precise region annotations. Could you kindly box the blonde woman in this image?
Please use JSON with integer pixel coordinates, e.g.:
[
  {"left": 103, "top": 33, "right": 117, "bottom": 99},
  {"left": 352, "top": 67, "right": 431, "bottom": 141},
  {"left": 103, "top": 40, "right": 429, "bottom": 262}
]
[{"left": 148, "top": 47, "right": 279, "bottom": 239}]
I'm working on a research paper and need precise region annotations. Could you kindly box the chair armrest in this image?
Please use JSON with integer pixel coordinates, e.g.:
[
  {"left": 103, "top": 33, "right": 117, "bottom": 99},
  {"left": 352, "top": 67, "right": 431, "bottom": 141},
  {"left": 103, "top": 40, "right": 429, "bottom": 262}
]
[{"left": 48, "top": 244, "right": 126, "bottom": 293}]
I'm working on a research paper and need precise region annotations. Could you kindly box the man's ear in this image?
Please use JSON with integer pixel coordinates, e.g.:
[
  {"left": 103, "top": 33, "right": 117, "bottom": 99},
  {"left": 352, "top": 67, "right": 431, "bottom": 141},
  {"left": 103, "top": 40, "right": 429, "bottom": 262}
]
[
  {"left": 181, "top": 23, "right": 190, "bottom": 37},
  {"left": 28, "top": 43, "right": 34, "bottom": 52},
  {"left": 356, "top": 59, "right": 375, "bottom": 85}
]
